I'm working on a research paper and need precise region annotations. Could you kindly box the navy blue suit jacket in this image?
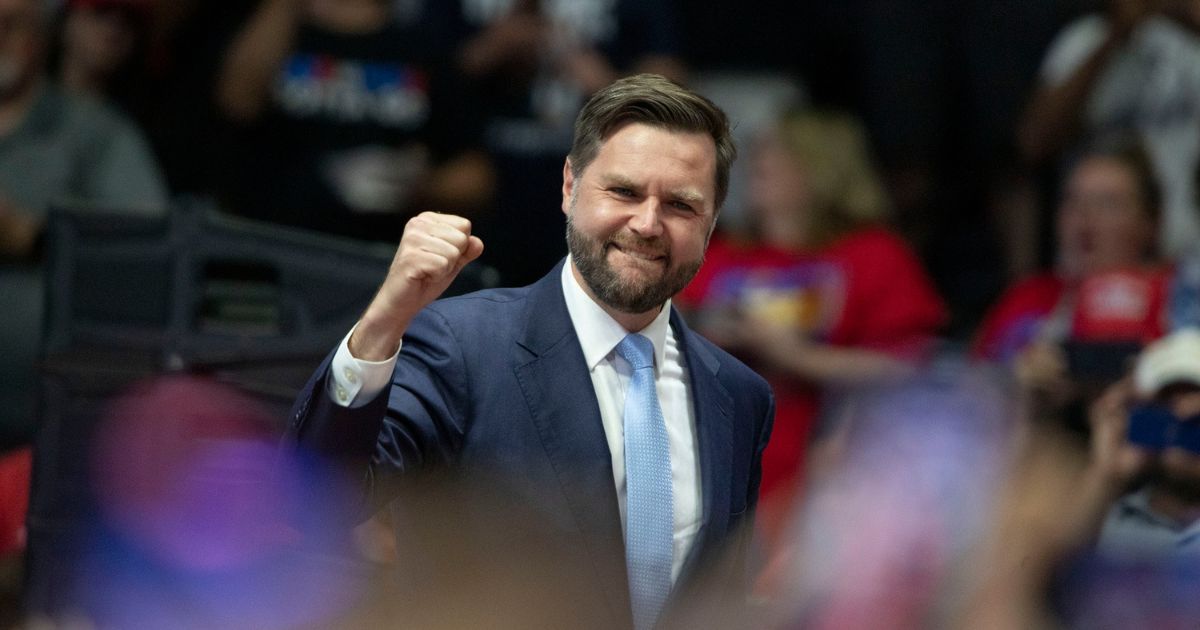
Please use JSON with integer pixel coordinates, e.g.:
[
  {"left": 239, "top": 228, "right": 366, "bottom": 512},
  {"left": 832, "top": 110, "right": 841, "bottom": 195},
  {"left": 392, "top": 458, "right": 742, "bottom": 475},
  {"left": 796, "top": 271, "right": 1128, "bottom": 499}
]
[{"left": 288, "top": 260, "right": 774, "bottom": 627}]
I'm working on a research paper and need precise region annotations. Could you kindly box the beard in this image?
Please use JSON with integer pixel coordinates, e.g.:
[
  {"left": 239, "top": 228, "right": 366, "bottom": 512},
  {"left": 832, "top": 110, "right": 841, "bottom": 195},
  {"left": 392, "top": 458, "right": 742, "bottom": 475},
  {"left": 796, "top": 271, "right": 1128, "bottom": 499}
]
[{"left": 565, "top": 197, "right": 705, "bottom": 315}]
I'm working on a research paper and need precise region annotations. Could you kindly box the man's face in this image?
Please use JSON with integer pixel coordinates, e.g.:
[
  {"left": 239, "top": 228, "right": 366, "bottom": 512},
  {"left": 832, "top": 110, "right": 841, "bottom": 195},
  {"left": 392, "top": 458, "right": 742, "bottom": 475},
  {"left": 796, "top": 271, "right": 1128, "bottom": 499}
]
[
  {"left": 0, "top": 0, "right": 42, "bottom": 99},
  {"left": 1155, "top": 385, "right": 1200, "bottom": 500},
  {"left": 747, "top": 129, "right": 810, "bottom": 244},
  {"left": 1056, "top": 156, "right": 1156, "bottom": 277},
  {"left": 562, "top": 122, "right": 717, "bottom": 315},
  {"left": 64, "top": 3, "right": 138, "bottom": 77}
]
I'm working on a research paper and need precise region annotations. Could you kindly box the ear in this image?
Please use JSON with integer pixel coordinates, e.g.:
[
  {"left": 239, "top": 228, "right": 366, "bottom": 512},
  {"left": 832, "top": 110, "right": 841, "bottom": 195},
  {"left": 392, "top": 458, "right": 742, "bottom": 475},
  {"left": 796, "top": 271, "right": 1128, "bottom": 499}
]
[{"left": 561, "top": 158, "right": 574, "bottom": 217}]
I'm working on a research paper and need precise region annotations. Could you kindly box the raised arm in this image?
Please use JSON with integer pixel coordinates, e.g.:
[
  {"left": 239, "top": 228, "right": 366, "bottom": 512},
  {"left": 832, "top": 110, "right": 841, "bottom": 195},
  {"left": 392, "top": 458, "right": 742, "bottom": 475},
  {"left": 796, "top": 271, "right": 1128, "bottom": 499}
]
[
  {"left": 286, "top": 212, "right": 484, "bottom": 511},
  {"left": 1017, "top": 0, "right": 1158, "bottom": 165},
  {"left": 215, "top": 0, "right": 305, "bottom": 122},
  {"left": 349, "top": 212, "right": 484, "bottom": 361}
]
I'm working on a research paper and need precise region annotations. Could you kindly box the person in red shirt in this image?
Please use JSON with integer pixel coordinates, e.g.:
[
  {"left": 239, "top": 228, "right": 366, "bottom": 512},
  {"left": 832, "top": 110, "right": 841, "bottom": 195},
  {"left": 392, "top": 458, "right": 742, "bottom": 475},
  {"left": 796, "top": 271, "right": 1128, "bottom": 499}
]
[
  {"left": 677, "top": 110, "right": 947, "bottom": 543},
  {"left": 974, "top": 137, "right": 1168, "bottom": 410}
]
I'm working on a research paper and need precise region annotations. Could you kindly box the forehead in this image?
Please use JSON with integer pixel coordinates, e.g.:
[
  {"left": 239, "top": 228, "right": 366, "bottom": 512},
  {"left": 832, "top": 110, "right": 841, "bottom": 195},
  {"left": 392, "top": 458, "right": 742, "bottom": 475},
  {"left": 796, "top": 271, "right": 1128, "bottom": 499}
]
[
  {"left": 1069, "top": 157, "right": 1138, "bottom": 189},
  {"left": 589, "top": 122, "right": 718, "bottom": 198}
]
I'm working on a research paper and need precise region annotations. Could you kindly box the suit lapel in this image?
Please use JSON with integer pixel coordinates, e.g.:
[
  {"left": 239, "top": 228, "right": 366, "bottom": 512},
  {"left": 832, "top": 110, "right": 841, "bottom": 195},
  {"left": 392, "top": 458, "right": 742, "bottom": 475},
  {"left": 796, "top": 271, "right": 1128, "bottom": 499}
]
[
  {"left": 513, "top": 262, "right": 632, "bottom": 627},
  {"left": 671, "top": 311, "right": 734, "bottom": 582}
]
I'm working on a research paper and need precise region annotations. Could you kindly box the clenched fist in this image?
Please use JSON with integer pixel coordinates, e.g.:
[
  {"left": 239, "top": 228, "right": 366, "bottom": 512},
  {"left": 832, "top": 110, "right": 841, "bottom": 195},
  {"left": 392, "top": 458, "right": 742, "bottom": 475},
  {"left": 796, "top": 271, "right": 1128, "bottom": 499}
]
[{"left": 349, "top": 212, "right": 484, "bottom": 360}]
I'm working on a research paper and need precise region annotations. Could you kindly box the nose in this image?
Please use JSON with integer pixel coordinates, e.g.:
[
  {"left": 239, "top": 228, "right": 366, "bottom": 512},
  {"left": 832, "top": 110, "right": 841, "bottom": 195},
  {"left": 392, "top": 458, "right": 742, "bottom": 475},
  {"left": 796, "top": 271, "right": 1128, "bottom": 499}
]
[{"left": 627, "top": 199, "right": 664, "bottom": 237}]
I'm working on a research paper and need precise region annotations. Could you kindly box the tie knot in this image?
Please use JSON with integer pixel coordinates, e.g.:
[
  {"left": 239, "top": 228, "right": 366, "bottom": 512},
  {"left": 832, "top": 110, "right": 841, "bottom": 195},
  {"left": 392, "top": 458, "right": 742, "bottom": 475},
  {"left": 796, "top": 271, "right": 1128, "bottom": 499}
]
[{"left": 616, "top": 333, "right": 655, "bottom": 371}]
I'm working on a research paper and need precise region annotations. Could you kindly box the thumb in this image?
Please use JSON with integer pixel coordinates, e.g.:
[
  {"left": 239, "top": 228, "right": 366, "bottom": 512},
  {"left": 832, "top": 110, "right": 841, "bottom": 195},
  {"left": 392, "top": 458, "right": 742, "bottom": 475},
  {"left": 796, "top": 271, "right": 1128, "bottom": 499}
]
[
  {"left": 454, "top": 235, "right": 484, "bottom": 273},
  {"left": 465, "top": 235, "right": 484, "bottom": 262}
]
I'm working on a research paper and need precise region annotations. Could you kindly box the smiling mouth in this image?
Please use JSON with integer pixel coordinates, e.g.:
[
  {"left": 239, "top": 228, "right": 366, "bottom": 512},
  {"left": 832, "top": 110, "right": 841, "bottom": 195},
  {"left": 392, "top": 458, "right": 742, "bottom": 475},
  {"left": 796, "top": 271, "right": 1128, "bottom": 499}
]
[{"left": 608, "top": 243, "right": 666, "bottom": 264}]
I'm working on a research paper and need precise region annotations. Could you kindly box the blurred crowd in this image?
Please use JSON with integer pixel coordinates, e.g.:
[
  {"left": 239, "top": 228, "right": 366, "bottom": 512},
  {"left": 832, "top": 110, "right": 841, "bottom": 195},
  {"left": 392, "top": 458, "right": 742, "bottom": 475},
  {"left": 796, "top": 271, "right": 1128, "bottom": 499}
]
[{"left": 4, "top": 0, "right": 1200, "bottom": 627}]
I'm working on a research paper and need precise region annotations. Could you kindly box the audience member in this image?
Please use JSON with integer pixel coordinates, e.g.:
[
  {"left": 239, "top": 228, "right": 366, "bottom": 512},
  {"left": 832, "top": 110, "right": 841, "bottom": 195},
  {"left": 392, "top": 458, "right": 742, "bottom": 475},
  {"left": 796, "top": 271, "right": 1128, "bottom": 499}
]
[
  {"left": 974, "top": 137, "right": 1169, "bottom": 420},
  {"left": 1019, "top": 0, "right": 1200, "bottom": 258},
  {"left": 1092, "top": 329, "right": 1200, "bottom": 559},
  {"left": 675, "top": 110, "right": 947, "bottom": 542},
  {"left": 0, "top": 0, "right": 167, "bottom": 448},
  {"left": 215, "top": 0, "right": 491, "bottom": 242},
  {"left": 48, "top": 0, "right": 153, "bottom": 119},
  {"left": 454, "top": 0, "right": 687, "bottom": 285},
  {"left": 960, "top": 330, "right": 1200, "bottom": 627},
  {"left": 146, "top": 1, "right": 273, "bottom": 200}
]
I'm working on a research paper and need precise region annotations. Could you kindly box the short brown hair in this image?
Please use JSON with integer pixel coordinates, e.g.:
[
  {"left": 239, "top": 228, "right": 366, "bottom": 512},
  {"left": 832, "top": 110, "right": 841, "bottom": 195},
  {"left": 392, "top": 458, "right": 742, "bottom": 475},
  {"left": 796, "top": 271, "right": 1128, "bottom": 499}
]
[{"left": 568, "top": 73, "right": 736, "bottom": 210}]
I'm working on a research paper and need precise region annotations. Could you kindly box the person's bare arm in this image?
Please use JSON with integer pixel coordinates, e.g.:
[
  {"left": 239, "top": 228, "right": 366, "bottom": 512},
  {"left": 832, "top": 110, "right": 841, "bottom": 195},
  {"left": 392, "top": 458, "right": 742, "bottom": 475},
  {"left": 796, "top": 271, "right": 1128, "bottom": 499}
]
[
  {"left": 457, "top": 8, "right": 546, "bottom": 78},
  {"left": 215, "top": 0, "right": 305, "bottom": 122},
  {"left": 1016, "top": 0, "right": 1160, "bottom": 165},
  {"left": 704, "top": 311, "right": 910, "bottom": 387}
]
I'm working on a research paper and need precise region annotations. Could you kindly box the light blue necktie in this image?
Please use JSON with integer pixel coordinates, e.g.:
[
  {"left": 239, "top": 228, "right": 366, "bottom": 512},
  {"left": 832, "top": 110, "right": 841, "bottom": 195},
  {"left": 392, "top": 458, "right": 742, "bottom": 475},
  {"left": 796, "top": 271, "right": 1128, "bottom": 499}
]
[{"left": 616, "top": 333, "right": 674, "bottom": 630}]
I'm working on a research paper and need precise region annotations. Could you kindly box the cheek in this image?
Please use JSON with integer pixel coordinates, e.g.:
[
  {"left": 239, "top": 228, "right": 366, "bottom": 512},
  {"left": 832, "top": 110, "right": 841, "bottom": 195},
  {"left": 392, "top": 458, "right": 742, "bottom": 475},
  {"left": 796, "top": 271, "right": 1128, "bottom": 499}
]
[
  {"left": 1108, "top": 214, "right": 1154, "bottom": 249},
  {"left": 572, "top": 213, "right": 619, "bottom": 246},
  {"left": 1162, "top": 449, "right": 1200, "bottom": 478},
  {"left": 1170, "top": 393, "right": 1200, "bottom": 418},
  {"left": 669, "top": 224, "right": 710, "bottom": 260},
  {"left": 1056, "top": 207, "right": 1079, "bottom": 236}
]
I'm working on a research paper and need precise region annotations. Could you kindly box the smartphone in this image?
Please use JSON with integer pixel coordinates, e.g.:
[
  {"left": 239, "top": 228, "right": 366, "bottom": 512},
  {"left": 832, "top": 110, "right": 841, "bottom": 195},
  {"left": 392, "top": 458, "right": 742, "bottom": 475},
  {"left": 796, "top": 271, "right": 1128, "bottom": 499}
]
[
  {"left": 1127, "top": 404, "right": 1200, "bottom": 453},
  {"left": 1126, "top": 404, "right": 1173, "bottom": 450}
]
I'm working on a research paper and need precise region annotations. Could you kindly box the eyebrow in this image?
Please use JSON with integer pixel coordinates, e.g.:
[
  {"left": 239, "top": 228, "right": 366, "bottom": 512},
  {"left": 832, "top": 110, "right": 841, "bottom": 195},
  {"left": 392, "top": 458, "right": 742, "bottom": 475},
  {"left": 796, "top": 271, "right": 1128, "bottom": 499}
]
[
  {"left": 599, "top": 173, "right": 707, "bottom": 205},
  {"left": 671, "top": 188, "right": 706, "bottom": 205}
]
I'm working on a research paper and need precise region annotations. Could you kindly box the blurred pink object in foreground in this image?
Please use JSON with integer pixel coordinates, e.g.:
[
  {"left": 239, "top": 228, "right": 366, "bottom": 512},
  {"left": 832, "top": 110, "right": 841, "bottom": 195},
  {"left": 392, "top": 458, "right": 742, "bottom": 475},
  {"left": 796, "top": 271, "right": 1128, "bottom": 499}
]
[{"left": 90, "top": 375, "right": 298, "bottom": 571}]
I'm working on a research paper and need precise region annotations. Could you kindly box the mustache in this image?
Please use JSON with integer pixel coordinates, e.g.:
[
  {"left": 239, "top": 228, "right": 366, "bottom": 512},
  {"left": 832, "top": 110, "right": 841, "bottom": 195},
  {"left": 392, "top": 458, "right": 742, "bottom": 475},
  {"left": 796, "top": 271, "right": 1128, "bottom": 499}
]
[{"left": 607, "top": 231, "right": 668, "bottom": 257}]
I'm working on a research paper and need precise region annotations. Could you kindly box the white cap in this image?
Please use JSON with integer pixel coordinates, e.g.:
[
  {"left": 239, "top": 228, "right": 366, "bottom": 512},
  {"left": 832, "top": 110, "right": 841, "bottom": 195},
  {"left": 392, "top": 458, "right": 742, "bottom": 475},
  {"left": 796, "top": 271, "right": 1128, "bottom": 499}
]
[{"left": 1134, "top": 327, "right": 1200, "bottom": 395}]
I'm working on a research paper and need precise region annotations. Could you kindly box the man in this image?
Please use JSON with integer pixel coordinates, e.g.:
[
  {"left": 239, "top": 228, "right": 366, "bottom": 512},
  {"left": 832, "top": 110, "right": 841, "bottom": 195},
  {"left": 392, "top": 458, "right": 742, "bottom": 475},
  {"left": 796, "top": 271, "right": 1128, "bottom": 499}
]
[
  {"left": 216, "top": 0, "right": 492, "bottom": 242},
  {"left": 1019, "top": 0, "right": 1200, "bottom": 258},
  {"left": 1090, "top": 328, "right": 1200, "bottom": 558},
  {"left": 288, "top": 74, "right": 774, "bottom": 629},
  {"left": 0, "top": 0, "right": 166, "bottom": 610},
  {"left": 454, "top": 0, "right": 688, "bottom": 285},
  {"left": 0, "top": 0, "right": 167, "bottom": 446}
]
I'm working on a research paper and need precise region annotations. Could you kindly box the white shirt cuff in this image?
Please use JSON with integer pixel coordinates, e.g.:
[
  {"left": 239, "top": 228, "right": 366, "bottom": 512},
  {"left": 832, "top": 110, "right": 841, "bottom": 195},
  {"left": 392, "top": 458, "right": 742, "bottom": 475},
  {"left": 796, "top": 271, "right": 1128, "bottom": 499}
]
[{"left": 328, "top": 323, "right": 400, "bottom": 408}]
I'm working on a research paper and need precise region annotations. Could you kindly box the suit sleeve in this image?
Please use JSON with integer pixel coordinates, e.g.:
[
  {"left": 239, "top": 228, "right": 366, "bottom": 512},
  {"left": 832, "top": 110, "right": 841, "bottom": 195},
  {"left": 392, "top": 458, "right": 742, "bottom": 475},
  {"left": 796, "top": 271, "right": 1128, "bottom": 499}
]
[
  {"left": 286, "top": 305, "right": 471, "bottom": 516},
  {"left": 723, "top": 377, "right": 775, "bottom": 599},
  {"left": 747, "top": 386, "right": 775, "bottom": 514}
]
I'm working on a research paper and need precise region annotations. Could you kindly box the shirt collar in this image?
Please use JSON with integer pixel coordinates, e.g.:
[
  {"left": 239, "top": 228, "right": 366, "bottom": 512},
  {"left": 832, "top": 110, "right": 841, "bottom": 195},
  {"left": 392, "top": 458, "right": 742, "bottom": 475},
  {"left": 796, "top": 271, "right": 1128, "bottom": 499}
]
[{"left": 560, "top": 256, "right": 672, "bottom": 374}]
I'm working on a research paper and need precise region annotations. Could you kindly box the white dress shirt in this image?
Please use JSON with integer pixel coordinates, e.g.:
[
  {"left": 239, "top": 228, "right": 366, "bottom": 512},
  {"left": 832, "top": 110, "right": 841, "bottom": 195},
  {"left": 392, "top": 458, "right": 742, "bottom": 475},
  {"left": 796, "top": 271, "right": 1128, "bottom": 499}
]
[{"left": 328, "top": 260, "right": 703, "bottom": 582}]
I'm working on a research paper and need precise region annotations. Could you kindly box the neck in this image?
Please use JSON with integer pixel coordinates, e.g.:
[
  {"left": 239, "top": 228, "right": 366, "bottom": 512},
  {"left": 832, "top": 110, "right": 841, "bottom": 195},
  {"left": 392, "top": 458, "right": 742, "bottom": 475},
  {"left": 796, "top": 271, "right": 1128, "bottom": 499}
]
[
  {"left": 59, "top": 56, "right": 105, "bottom": 96},
  {"left": 569, "top": 259, "right": 662, "bottom": 333}
]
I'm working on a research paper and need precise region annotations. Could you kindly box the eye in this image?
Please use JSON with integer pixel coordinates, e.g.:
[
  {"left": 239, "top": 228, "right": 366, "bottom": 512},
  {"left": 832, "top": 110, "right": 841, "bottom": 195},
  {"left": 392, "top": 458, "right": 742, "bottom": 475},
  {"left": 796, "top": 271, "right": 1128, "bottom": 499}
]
[
  {"left": 610, "top": 187, "right": 636, "bottom": 197},
  {"left": 670, "top": 200, "right": 695, "bottom": 212}
]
